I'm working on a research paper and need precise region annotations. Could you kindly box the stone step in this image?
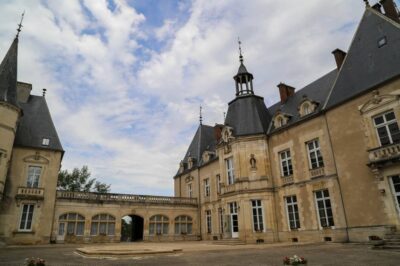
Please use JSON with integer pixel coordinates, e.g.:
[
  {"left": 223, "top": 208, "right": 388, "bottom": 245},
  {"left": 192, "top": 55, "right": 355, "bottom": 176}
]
[
  {"left": 384, "top": 239, "right": 400, "bottom": 244},
  {"left": 213, "top": 239, "right": 246, "bottom": 245}
]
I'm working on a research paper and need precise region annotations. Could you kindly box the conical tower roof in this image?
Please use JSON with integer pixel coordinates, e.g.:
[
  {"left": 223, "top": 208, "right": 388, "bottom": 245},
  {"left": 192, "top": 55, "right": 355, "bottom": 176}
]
[{"left": 0, "top": 36, "right": 19, "bottom": 107}]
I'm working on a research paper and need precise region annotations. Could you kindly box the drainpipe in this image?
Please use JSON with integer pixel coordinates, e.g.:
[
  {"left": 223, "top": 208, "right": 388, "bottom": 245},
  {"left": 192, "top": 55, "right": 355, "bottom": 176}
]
[
  {"left": 197, "top": 168, "right": 202, "bottom": 240},
  {"left": 323, "top": 114, "right": 350, "bottom": 242}
]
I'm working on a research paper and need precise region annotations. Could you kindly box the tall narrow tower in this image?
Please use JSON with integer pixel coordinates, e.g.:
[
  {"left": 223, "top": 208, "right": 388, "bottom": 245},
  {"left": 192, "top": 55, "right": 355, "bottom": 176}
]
[{"left": 0, "top": 28, "right": 23, "bottom": 200}]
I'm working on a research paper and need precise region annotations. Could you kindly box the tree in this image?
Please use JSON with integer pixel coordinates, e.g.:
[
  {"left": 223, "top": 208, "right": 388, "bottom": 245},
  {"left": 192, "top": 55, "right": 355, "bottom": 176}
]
[{"left": 57, "top": 165, "right": 111, "bottom": 193}]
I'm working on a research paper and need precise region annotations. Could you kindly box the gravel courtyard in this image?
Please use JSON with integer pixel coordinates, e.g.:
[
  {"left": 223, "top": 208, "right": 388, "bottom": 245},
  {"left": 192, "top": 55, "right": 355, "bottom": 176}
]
[{"left": 1, "top": 242, "right": 399, "bottom": 266}]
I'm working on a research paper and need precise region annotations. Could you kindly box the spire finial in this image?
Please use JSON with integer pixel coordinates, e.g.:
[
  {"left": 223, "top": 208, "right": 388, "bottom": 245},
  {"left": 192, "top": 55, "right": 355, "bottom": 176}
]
[
  {"left": 363, "top": 0, "right": 370, "bottom": 7},
  {"left": 223, "top": 112, "right": 226, "bottom": 121},
  {"left": 16, "top": 11, "right": 25, "bottom": 38},
  {"left": 199, "top": 106, "right": 203, "bottom": 125},
  {"left": 238, "top": 37, "right": 243, "bottom": 63},
  {"left": 42, "top": 88, "right": 47, "bottom": 97}
]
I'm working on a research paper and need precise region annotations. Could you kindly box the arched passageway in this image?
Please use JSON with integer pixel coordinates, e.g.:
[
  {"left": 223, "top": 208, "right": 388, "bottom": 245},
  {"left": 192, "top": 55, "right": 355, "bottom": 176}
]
[{"left": 121, "top": 215, "right": 144, "bottom": 242}]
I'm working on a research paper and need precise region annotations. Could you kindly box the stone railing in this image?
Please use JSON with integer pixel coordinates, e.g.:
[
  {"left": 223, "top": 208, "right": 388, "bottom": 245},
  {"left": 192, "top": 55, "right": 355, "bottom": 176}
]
[
  {"left": 16, "top": 187, "right": 45, "bottom": 200},
  {"left": 56, "top": 191, "right": 198, "bottom": 206},
  {"left": 309, "top": 167, "right": 325, "bottom": 178},
  {"left": 368, "top": 143, "right": 400, "bottom": 164},
  {"left": 281, "top": 175, "right": 294, "bottom": 185}
]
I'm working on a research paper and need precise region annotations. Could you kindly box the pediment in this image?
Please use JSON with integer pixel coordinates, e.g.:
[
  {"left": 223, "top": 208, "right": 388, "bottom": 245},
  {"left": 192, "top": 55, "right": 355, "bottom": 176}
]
[
  {"left": 359, "top": 90, "right": 400, "bottom": 114},
  {"left": 23, "top": 152, "right": 50, "bottom": 164}
]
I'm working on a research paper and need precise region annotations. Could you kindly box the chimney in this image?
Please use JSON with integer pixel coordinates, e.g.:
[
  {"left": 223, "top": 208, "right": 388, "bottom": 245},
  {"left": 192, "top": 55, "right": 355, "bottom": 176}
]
[
  {"left": 214, "top": 124, "right": 223, "bottom": 142},
  {"left": 277, "top": 83, "right": 295, "bottom": 104},
  {"left": 372, "top": 3, "right": 382, "bottom": 12},
  {"left": 380, "top": 0, "right": 400, "bottom": 23},
  {"left": 332, "top": 49, "right": 347, "bottom": 69},
  {"left": 16, "top": 82, "right": 32, "bottom": 103}
]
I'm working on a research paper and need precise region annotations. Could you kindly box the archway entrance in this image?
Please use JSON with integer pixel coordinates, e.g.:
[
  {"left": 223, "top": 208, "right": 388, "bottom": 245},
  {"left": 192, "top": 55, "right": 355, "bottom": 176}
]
[{"left": 121, "top": 215, "right": 144, "bottom": 242}]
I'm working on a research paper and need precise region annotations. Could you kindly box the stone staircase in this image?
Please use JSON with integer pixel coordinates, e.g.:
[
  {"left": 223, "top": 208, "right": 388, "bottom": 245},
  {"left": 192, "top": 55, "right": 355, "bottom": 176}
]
[
  {"left": 373, "top": 231, "right": 400, "bottom": 250},
  {"left": 382, "top": 231, "right": 400, "bottom": 250},
  {"left": 213, "top": 238, "right": 246, "bottom": 245}
]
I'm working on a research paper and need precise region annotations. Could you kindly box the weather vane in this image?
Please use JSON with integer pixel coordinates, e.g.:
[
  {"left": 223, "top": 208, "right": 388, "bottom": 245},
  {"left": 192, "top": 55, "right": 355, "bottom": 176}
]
[
  {"left": 199, "top": 106, "right": 203, "bottom": 125},
  {"left": 238, "top": 37, "right": 243, "bottom": 63},
  {"left": 16, "top": 11, "right": 25, "bottom": 38}
]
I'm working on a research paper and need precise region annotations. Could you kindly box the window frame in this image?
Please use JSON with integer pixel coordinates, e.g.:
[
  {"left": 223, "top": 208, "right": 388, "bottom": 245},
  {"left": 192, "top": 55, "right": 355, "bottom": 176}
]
[
  {"left": 206, "top": 210, "right": 212, "bottom": 234},
  {"left": 26, "top": 166, "right": 42, "bottom": 188},
  {"left": 279, "top": 149, "right": 293, "bottom": 177},
  {"left": 90, "top": 213, "right": 116, "bottom": 236},
  {"left": 174, "top": 215, "right": 193, "bottom": 235},
  {"left": 188, "top": 183, "right": 192, "bottom": 198},
  {"left": 204, "top": 178, "right": 210, "bottom": 197},
  {"left": 216, "top": 174, "right": 221, "bottom": 194},
  {"left": 306, "top": 139, "right": 324, "bottom": 170},
  {"left": 19, "top": 204, "right": 35, "bottom": 232},
  {"left": 373, "top": 110, "right": 400, "bottom": 146},
  {"left": 251, "top": 199, "right": 264, "bottom": 232},
  {"left": 59, "top": 212, "right": 85, "bottom": 236},
  {"left": 285, "top": 195, "right": 300, "bottom": 230},
  {"left": 149, "top": 215, "right": 169, "bottom": 235},
  {"left": 314, "top": 189, "right": 334, "bottom": 228},
  {"left": 225, "top": 157, "right": 235, "bottom": 185}
]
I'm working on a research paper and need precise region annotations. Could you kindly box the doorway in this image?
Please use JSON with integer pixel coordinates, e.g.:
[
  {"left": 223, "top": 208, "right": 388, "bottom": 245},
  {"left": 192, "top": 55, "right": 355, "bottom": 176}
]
[{"left": 121, "top": 215, "right": 144, "bottom": 242}]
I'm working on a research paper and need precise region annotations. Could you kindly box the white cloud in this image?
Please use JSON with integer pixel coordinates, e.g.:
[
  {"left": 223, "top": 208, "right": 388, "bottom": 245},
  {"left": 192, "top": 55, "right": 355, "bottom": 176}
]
[{"left": 0, "top": 0, "right": 373, "bottom": 195}]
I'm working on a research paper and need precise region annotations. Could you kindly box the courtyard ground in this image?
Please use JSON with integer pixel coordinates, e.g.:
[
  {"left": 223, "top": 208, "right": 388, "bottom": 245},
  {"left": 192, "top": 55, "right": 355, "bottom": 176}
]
[{"left": 0, "top": 241, "right": 399, "bottom": 266}]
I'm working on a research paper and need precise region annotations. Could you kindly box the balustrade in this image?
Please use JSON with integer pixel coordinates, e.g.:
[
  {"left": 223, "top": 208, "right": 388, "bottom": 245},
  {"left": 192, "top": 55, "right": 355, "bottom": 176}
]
[{"left": 56, "top": 191, "right": 198, "bottom": 206}]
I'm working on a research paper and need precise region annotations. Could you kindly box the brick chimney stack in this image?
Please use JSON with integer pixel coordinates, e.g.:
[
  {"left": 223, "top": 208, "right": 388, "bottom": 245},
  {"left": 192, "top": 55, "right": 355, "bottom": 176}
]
[
  {"left": 380, "top": 0, "right": 400, "bottom": 23},
  {"left": 332, "top": 49, "right": 347, "bottom": 70},
  {"left": 277, "top": 83, "right": 295, "bottom": 104}
]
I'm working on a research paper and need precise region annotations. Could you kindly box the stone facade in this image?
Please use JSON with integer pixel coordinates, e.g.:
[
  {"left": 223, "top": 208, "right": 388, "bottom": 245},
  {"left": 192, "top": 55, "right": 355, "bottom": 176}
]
[{"left": 1, "top": 3, "right": 400, "bottom": 246}]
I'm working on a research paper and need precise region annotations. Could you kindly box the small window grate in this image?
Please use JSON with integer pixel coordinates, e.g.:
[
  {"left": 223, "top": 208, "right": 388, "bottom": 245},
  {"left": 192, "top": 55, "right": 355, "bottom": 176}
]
[{"left": 378, "top": 36, "right": 387, "bottom": 48}]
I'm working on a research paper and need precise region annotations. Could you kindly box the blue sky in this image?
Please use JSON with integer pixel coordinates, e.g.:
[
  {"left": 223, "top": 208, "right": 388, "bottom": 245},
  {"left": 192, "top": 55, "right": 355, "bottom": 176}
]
[{"left": 0, "top": 0, "right": 396, "bottom": 195}]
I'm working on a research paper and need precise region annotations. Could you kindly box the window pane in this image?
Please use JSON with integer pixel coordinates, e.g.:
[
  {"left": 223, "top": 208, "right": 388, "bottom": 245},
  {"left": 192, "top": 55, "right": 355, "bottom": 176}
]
[
  {"left": 163, "top": 223, "right": 168, "bottom": 234},
  {"left": 67, "top": 222, "right": 75, "bottom": 235},
  {"left": 374, "top": 116, "right": 384, "bottom": 125},
  {"left": 76, "top": 222, "right": 84, "bottom": 235},
  {"left": 175, "top": 223, "right": 180, "bottom": 234},
  {"left": 99, "top": 222, "right": 107, "bottom": 234},
  {"left": 385, "top": 112, "right": 395, "bottom": 121},
  {"left": 108, "top": 223, "right": 115, "bottom": 235},
  {"left": 90, "top": 222, "right": 98, "bottom": 235},
  {"left": 149, "top": 223, "right": 154, "bottom": 235}
]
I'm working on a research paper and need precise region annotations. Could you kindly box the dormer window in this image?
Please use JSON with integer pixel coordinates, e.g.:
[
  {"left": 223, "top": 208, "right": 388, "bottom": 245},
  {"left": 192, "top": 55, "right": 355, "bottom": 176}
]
[
  {"left": 299, "top": 99, "right": 318, "bottom": 117},
  {"left": 42, "top": 138, "right": 50, "bottom": 146},
  {"left": 273, "top": 113, "right": 290, "bottom": 128}
]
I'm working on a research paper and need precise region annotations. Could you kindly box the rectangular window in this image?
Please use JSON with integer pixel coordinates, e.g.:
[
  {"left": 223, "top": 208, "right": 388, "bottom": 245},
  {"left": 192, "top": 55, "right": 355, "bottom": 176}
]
[
  {"left": 307, "top": 139, "right": 324, "bottom": 169},
  {"left": 279, "top": 150, "right": 293, "bottom": 176},
  {"left": 285, "top": 195, "right": 300, "bottom": 230},
  {"left": 204, "top": 178, "right": 210, "bottom": 197},
  {"left": 206, "top": 210, "right": 212, "bottom": 234},
  {"left": 251, "top": 200, "right": 264, "bottom": 232},
  {"left": 226, "top": 157, "right": 235, "bottom": 185},
  {"left": 216, "top": 174, "right": 221, "bottom": 194},
  {"left": 315, "top": 189, "right": 334, "bottom": 228},
  {"left": 188, "top": 183, "right": 192, "bottom": 198},
  {"left": 374, "top": 111, "right": 400, "bottom": 146},
  {"left": 19, "top": 204, "right": 34, "bottom": 231},
  {"left": 27, "top": 166, "right": 41, "bottom": 188}
]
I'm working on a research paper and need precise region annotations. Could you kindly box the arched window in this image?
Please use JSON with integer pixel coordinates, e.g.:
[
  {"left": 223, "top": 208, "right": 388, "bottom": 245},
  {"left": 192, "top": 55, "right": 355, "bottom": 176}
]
[
  {"left": 303, "top": 103, "right": 311, "bottom": 115},
  {"left": 149, "top": 215, "right": 169, "bottom": 235},
  {"left": 90, "top": 214, "right": 115, "bottom": 236},
  {"left": 175, "top": 215, "right": 193, "bottom": 234},
  {"left": 59, "top": 213, "right": 85, "bottom": 236}
]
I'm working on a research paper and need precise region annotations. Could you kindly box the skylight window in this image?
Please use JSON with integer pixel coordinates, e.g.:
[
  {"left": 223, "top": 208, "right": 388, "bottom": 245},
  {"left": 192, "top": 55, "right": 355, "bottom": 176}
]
[
  {"left": 42, "top": 138, "right": 50, "bottom": 146},
  {"left": 378, "top": 36, "right": 387, "bottom": 48}
]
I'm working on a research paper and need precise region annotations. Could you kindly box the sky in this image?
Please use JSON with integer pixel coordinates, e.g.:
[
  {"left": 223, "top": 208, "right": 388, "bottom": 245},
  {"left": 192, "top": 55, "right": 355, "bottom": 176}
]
[{"left": 0, "top": 0, "right": 396, "bottom": 196}]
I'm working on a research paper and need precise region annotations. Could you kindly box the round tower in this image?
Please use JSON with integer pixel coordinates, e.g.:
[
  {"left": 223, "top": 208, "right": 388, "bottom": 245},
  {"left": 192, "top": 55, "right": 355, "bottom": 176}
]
[{"left": 0, "top": 34, "right": 22, "bottom": 201}]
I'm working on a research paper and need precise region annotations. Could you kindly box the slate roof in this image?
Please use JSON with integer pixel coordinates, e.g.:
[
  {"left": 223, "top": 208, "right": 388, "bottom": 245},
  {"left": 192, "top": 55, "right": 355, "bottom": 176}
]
[
  {"left": 0, "top": 37, "right": 19, "bottom": 107},
  {"left": 225, "top": 95, "right": 271, "bottom": 136},
  {"left": 268, "top": 69, "right": 338, "bottom": 133},
  {"left": 325, "top": 8, "right": 400, "bottom": 109},
  {"left": 14, "top": 95, "right": 64, "bottom": 153},
  {"left": 175, "top": 124, "right": 216, "bottom": 176},
  {"left": 176, "top": 7, "right": 400, "bottom": 174}
]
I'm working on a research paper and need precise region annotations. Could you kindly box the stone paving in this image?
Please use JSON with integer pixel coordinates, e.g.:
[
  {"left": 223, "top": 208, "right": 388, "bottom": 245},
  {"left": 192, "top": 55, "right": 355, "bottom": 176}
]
[{"left": 1, "top": 241, "right": 400, "bottom": 265}]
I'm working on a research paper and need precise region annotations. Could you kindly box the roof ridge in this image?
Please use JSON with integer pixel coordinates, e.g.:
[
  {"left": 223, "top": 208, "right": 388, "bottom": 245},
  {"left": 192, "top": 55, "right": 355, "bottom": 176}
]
[{"left": 368, "top": 6, "right": 400, "bottom": 29}]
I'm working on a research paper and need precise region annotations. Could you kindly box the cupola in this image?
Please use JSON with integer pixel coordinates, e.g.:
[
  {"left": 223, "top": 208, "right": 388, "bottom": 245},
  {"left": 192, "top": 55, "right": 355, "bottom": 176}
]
[{"left": 233, "top": 40, "right": 254, "bottom": 96}]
